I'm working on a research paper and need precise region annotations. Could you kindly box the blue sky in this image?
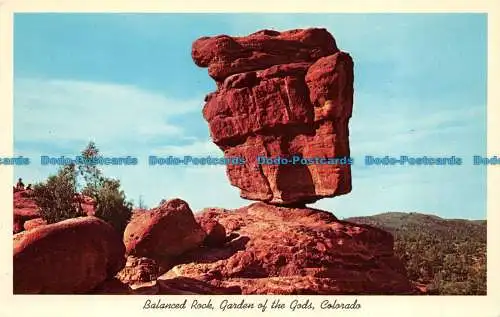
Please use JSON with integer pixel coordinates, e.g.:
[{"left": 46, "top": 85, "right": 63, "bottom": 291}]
[{"left": 13, "top": 13, "right": 487, "bottom": 219}]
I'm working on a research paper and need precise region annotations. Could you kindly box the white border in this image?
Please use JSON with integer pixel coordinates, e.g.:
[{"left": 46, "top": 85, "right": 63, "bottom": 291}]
[{"left": 1, "top": 1, "right": 498, "bottom": 317}]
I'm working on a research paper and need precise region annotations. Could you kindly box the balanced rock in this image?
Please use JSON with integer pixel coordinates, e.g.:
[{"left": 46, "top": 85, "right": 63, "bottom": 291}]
[
  {"left": 162, "top": 203, "right": 416, "bottom": 295},
  {"left": 123, "top": 199, "right": 206, "bottom": 259},
  {"left": 192, "top": 28, "right": 353, "bottom": 205},
  {"left": 13, "top": 216, "right": 125, "bottom": 294}
]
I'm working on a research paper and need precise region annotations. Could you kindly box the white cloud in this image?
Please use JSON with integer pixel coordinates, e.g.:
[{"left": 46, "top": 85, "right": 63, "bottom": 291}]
[
  {"left": 13, "top": 77, "right": 247, "bottom": 211},
  {"left": 348, "top": 92, "right": 485, "bottom": 157},
  {"left": 151, "top": 140, "right": 223, "bottom": 156},
  {"left": 14, "top": 78, "right": 203, "bottom": 149}
]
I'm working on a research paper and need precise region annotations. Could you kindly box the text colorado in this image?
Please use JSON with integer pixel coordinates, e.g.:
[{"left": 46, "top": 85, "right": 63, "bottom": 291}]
[
  {"left": 320, "top": 299, "right": 361, "bottom": 310},
  {"left": 257, "top": 156, "right": 353, "bottom": 165},
  {"left": 365, "top": 155, "right": 462, "bottom": 166}
]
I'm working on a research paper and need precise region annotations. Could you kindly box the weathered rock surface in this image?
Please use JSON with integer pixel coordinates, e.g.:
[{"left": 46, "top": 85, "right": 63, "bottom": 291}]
[
  {"left": 157, "top": 276, "right": 241, "bottom": 295},
  {"left": 192, "top": 28, "right": 338, "bottom": 82},
  {"left": 15, "top": 199, "right": 416, "bottom": 295},
  {"left": 101, "top": 256, "right": 241, "bottom": 295},
  {"left": 13, "top": 190, "right": 40, "bottom": 233},
  {"left": 197, "top": 217, "right": 227, "bottom": 247},
  {"left": 116, "top": 256, "right": 159, "bottom": 285},
  {"left": 13, "top": 216, "right": 126, "bottom": 294},
  {"left": 161, "top": 203, "right": 416, "bottom": 295},
  {"left": 23, "top": 217, "right": 47, "bottom": 231},
  {"left": 123, "top": 199, "right": 206, "bottom": 259},
  {"left": 192, "top": 28, "right": 354, "bottom": 205}
]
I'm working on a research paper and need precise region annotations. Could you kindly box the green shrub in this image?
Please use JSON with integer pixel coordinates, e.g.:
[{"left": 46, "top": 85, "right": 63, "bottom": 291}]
[
  {"left": 94, "top": 178, "right": 132, "bottom": 234},
  {"left": 32, "top": 141, "right": 133, "bottom": 234},
  {"left": 32, "top": 164, "right": 82, "bottom": 224}
]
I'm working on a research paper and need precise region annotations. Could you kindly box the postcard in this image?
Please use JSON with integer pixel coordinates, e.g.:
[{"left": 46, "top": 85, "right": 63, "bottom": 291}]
[{"left": 1, "top": 1, "right": 499, "bottom": 317}]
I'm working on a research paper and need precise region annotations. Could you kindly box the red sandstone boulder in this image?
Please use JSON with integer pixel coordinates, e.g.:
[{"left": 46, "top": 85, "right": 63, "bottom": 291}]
[
  {"left": 192, "top": 28, "right": 338, "bottom": 82},
  {"left": 13, "top": 190, "right": 40, "bottom": 233},
  {"left": 23, "top": 217, "right": 47, "bottom": 231},
  {"left": 192, "top": 28, "right": 354, "bottom": 205},
  {"left": 161, "top": 203, "right": 416, "bottom": 295},
  {"left": 123, "top": 199, "right": 206, "bottom": 259},
  {"left": 13, "top": 216, "right": 126, "bottom": 294},
  {"left": 116, "top": 256, "right": 159, "bottom": 285},
  {"left": 129, "top": 280, "right": 160, "bottom": 295},
  {"left": 197, "top": 217, "right": 227, "bottom": 247}
]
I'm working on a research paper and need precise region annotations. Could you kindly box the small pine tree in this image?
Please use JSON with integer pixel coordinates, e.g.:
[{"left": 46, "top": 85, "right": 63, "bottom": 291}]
[
  {"left": 78, "top": 141, "right": 104, "bottom": 198},
  {"left": 78, "top": 142, "right": 132, "bottom": 233}
]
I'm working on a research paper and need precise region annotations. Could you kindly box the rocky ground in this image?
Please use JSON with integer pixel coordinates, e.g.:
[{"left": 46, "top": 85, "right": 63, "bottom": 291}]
[{"left": 13, "top": 193, "right": 419, "bottom": 294}]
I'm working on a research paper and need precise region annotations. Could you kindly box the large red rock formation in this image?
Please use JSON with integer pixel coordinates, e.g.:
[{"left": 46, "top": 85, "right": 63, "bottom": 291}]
[
  {"left": 192, "top": 28, "right": 353, "bottom": 205},
  {"left": 123, "top": 199, "right": 206, "bottom": 259},
  {"left": 94, "top": 201, "right": 418, "bottom": 295},
  {"left": 161, "top": 203, "right": 416, "bottom": 295},
  {"left": 13, "top": 216, "right": 125, "bottom": 294}
]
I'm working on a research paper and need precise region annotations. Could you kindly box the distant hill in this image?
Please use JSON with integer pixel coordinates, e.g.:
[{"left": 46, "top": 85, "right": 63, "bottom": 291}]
[{"left": 345, "top": 212, "right": 486, "bottom": 295}]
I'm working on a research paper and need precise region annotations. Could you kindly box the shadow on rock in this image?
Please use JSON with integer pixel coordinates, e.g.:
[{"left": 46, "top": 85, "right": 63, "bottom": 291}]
[
  {"left": 158, "top": 276, "right": 241, "bottom": 295},
  {"left": 176, "top": 235, "right": 250, "bottom": 265}
]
